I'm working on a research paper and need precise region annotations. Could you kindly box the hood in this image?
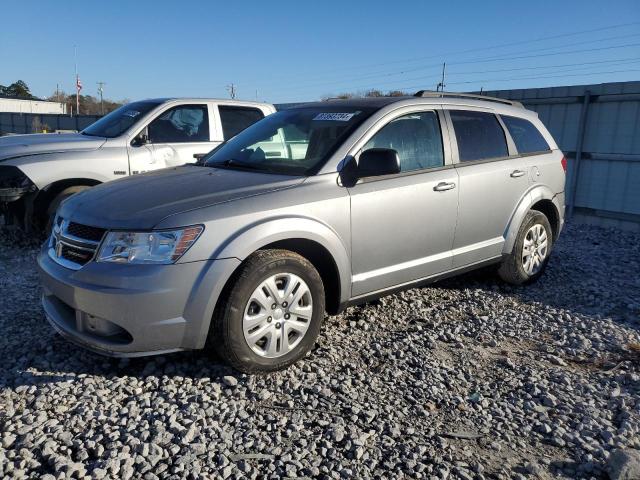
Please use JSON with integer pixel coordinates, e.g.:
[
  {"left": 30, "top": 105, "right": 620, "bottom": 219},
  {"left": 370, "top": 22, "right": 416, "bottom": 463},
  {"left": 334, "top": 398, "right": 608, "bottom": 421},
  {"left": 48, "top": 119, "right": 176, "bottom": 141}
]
[
  {"left": 0, "top": 133, "right": 106, "bottom": 161},
  {"left": 59, "top": 165, "right": 305, "bottom": 229}
]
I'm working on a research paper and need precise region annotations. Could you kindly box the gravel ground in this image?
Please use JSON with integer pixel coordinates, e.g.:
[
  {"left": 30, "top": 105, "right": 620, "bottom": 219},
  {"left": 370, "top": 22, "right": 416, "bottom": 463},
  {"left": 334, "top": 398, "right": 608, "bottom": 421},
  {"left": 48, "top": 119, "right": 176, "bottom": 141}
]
[{"left": 1, "top": 224, "right": 639, "bottom": 480}]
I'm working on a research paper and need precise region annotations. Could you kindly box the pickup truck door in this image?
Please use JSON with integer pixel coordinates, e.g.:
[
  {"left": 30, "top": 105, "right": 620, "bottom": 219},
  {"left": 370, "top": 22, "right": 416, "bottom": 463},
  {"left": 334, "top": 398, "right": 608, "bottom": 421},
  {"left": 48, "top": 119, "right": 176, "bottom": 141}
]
[{"left": 129, "top": 103, "right": 216, "bottom": 174}]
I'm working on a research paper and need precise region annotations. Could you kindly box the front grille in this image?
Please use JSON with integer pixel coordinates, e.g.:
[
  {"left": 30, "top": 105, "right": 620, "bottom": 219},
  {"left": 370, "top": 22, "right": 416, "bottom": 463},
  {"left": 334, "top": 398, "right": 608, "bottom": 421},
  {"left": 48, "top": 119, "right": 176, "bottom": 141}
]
[
  {"left": 66, "top": 222, "right": 106, "bottom": 242},
  {"left": 59, "top": 244, "right": 95, "bottom": 265},
  {"left": 49, "top": 218, "right": 104, "bottom": 270}
]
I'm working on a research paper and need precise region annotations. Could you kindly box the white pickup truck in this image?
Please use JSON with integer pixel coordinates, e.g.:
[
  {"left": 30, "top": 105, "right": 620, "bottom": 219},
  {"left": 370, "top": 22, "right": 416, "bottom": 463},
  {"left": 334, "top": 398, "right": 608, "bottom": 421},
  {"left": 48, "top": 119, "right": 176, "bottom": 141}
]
[{"left": 0, "top": 98, "right": 275, "bottom": 230}]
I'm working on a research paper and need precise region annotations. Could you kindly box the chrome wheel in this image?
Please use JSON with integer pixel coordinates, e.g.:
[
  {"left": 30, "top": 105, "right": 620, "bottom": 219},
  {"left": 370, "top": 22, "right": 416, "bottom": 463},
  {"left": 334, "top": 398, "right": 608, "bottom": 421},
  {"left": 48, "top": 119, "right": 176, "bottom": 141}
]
[
  {"left": 242, "top": 272, "right": 313, "bottom": 358},
  {"left": 522, "top": 223, "right": 549, "bottom": 276}
]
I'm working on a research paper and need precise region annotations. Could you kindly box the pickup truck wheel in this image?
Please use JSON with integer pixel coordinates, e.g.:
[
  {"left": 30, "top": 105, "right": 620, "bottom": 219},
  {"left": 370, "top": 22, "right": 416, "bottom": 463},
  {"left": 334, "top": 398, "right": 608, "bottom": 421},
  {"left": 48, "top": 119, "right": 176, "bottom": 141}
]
[
  {"left": 498, "top": 210, "right": 553, "bottom": 285},
  {"left": 45, "top": 186, "right": 90, "bottom": 233},
  {"left": 211, "top": 249, "right": 325, "bottom": 373}
]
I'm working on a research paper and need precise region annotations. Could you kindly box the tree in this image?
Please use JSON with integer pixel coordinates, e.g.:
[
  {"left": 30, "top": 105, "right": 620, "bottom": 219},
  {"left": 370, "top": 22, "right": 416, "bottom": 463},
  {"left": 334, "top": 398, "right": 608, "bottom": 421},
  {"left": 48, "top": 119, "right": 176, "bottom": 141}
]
[
  {"left": 46, "top": 90, "right": 126, "bottom": 116},
  {"left": 0, "top": 80, "right": 36, "bottom": 99},
  {"left": 321, "top": 89, "right": 410, "bottom": 100}
]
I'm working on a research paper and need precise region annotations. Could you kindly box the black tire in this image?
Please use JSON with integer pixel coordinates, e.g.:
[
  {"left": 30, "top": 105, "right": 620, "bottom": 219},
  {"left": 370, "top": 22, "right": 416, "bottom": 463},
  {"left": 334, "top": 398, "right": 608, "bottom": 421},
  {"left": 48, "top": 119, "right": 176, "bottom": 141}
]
[
  {"left": 210, "top": 249, "right": 325, "bottom": 373},
  {"left": 44, "top": 186, "right": 90, "bottom": 233},
  {"left": 498, "top": 210, "right": 553, "bottom": 285}
]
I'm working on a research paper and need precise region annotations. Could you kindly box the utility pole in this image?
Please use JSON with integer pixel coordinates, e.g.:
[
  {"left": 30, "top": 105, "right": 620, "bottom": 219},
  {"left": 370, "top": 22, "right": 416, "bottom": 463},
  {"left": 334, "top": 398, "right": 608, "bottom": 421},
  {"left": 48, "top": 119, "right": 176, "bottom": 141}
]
[
  {"left": 97, "top": 81, "right": 106, "bottom": 115},
  {"left": 226, "top": 83, "right": 237, "bottom": 99},
  {"left": 74, "top": 45, "right": 80, "bottom": 115},
  {"left": 436, "top": 62, "right": 446, "bottom": 92}
]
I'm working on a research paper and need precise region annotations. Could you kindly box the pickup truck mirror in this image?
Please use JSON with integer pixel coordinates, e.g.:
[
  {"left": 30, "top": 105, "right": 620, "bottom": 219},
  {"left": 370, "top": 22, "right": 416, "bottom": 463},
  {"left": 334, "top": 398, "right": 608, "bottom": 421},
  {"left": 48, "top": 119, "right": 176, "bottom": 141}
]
[
  {"left": 357, "top": 148, "right": 400, "bottom": 178},
  {"left": 132, "top": 132, "right": 149, "bottom": 147}
]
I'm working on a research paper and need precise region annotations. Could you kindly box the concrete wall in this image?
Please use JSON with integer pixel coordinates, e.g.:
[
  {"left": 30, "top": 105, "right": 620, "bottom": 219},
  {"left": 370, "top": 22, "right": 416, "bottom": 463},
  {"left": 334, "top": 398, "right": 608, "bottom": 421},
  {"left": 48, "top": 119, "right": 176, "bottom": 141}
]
[{"left": 0, "top": 97, "right": 67, "bottom": 114}]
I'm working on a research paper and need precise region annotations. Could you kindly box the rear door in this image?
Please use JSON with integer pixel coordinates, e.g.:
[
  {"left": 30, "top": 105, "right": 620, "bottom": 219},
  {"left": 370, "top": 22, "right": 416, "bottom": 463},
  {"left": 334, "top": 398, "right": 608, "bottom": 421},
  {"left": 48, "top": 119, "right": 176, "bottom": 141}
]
[
  {"left": 500, "top": 114, "right": 562, "bottom": 193},
  {"left": 447, "top": 108, "right": 529, "bottom": 268},
  {"left": 348, "top": 108, "right": 459, "bottom": 296},
  {"left": 217, "top": 105, "right": 265, "bottom": 140}
]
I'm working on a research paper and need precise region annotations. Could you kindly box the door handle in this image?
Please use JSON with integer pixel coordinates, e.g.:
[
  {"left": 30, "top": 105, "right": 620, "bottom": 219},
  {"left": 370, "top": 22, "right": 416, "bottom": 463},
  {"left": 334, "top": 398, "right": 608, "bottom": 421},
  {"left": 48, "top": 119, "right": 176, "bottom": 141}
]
[
  {"left": 510, "top": 169, "right": 526, "bottom": 178},
  {"left": 433, "top": 181, "right": 456, "bottom": 192}
]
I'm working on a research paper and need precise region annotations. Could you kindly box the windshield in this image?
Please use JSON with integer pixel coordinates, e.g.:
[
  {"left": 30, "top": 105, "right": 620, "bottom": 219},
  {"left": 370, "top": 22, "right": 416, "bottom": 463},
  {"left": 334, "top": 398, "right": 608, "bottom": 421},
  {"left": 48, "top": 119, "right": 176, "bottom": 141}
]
[
  {"left": 203, "top": 106, "right": 376, "bottom": 175},
  {"left": 82, "top": 101, "right": 162, "bottom": 138}
]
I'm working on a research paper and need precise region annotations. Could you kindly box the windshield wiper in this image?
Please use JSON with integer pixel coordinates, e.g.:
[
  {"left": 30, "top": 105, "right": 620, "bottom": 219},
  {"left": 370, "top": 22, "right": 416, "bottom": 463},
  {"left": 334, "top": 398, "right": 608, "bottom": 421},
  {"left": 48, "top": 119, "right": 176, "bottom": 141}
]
[{"left": 209, "top": 158, "right": 274, "bottom": 172}]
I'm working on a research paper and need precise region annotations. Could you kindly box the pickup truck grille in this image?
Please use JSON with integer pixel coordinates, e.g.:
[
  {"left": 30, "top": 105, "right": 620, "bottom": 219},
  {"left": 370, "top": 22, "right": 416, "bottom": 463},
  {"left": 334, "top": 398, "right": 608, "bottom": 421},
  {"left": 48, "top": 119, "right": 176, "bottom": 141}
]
[{"left": 48, "top": 218, "right": 105, "bottom": 270}]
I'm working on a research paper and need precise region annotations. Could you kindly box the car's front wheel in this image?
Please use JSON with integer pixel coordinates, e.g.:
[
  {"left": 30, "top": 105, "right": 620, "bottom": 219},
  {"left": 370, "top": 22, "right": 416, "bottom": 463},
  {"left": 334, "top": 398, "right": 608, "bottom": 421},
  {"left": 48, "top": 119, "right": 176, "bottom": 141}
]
[
  {"left": 498, "top": 209, "right": 553, "bottom": 285},
  {"left": 210, "top": 249, "right": 325, "bottom": 373}
]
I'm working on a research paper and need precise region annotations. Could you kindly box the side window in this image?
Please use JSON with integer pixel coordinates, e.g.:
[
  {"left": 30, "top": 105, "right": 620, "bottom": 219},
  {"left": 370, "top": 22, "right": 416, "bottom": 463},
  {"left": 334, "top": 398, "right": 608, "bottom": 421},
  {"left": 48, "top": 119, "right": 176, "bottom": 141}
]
[
  {"left": 501, "top": 115, "right": 550, "bottom": 154},
  {"left": 450, "top": 110, "right": 508, "bottom": 162},
  {"left": 362, "top": 111, "right": 444, "bottom": 172},
  {"left": 148, "top": 105, "right": 209, "bottom": 143},
  {"left": 219, "top": 106, "right": 265, "bottom": 139}
]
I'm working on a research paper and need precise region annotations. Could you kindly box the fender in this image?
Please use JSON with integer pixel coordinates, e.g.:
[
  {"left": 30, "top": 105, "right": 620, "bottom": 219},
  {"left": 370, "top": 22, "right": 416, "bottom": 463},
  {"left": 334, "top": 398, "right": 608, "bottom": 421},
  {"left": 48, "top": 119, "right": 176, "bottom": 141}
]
[
  {"left": 184, "top": 216, "right": 352, "bottom": 349},
  {"left": 214, "top": 215, "right": 351, "bottom": 303},
  {"left": 503, "top": 185, "right": 556, "bottom": 254}
]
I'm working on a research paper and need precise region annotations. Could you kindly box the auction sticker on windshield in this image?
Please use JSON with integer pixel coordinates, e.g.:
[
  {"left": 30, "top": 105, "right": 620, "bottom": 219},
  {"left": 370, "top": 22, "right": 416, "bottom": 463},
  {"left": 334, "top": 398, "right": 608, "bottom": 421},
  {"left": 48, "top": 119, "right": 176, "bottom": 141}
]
[{"left": 313, "top": 113, "right": 356, "bottom": 121}]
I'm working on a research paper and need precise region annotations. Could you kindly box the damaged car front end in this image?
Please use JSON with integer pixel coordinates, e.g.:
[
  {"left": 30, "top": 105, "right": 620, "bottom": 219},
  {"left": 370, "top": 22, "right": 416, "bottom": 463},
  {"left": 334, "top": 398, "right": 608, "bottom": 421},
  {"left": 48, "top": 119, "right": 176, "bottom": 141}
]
[{"left": 0, "top": 165, "right": 38, "bottom": 227}]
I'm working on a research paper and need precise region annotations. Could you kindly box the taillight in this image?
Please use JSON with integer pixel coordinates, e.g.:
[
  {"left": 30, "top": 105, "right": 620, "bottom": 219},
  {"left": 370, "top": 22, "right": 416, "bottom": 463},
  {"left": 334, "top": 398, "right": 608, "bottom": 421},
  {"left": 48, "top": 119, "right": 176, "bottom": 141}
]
[{"left": 561, "top": 156, "right": 567, "bottom": 172}]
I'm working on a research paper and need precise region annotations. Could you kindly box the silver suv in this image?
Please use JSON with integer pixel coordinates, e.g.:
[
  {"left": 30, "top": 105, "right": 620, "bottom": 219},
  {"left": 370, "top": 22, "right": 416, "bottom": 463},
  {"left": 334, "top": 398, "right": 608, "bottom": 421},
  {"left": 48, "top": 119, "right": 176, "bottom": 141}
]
[{"left": 38, "top": 91, "right": 565, "bottom": 372}]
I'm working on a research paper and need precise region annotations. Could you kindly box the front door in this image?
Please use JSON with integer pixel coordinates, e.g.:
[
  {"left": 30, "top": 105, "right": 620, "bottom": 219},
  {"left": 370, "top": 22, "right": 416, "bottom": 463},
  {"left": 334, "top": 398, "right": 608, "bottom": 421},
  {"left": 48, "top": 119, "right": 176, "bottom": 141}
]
[
  {"left": 130, "top": 104, "right": 214, "bottom": 174},
  {"left": 348, "top": 110, "right": 459, "bottom": 297}
]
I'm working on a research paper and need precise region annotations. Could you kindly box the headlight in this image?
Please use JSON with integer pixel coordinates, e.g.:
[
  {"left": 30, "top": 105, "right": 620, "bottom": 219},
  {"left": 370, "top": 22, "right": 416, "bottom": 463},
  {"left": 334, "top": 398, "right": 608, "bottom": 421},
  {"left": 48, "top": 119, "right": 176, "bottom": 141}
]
[{"left": 97, "top": 225, "right": 203, "bottom": 264}]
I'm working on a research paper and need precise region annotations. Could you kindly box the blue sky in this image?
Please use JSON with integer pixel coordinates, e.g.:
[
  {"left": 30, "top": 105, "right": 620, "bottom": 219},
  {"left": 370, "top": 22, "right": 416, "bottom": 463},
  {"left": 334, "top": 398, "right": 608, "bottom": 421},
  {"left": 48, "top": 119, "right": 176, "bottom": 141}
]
[{"left": 1, "top": 0, "right": 639, "bottom": 103}]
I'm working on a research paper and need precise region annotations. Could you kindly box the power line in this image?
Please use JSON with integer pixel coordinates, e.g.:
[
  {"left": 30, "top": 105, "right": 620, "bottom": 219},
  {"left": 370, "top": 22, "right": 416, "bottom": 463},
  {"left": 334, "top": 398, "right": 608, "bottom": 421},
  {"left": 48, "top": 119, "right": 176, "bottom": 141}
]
[
  {"left": 270, "top": 31, "right": 640, "bottom": 91},
  {"left": 392, "top": 67, "right": 640, "bottom": 93},
  {"left": 265, "top": 21, "right": 640, "bottom": 86},
  {"left": 365, "top": 58, "right": 640, "bottom": 92},
  {"left": 266, "top": 40, "right": 640, "bottom": 96}
]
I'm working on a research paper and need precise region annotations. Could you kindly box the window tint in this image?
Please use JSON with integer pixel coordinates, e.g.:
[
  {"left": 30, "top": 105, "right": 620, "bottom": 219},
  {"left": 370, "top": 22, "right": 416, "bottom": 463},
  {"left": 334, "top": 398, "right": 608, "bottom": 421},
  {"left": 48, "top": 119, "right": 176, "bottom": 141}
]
[
  {"left": 501, "top": 115, "right": 550, "bottom": 154},
  {"left": 363, "top": 111, "right": 444, "bottom": 172},
  {"left": 219, "top": 106, "right": 265, "bottom": 139},
  {"left": 450, "top": 110, "right": 508, "bottom": 162},
  {"left": 148, "top": 105, "right": 209, "bottom": 143}
]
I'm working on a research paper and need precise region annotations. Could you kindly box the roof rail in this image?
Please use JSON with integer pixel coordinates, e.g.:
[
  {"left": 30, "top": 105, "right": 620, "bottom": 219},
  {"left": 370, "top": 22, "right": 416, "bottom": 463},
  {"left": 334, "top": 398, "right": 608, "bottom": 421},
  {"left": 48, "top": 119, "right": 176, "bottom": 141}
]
[{"left": 414, "top": 90, "right": 524, "bottom": 108}]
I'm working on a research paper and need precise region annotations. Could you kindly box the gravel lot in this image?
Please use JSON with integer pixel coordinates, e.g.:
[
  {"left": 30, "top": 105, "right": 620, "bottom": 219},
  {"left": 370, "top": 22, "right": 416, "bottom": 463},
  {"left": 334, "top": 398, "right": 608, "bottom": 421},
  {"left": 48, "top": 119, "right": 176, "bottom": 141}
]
[{"left": 1, "top": 224, "right": 639, "bottom": 479}]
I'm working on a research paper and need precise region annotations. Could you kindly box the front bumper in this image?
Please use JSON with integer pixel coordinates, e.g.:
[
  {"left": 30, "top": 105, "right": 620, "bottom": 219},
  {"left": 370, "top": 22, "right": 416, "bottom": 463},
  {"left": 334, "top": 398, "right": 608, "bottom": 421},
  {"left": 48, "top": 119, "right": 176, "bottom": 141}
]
[{"left": 37, "top": 245, "right": 240, "bottom": 357}]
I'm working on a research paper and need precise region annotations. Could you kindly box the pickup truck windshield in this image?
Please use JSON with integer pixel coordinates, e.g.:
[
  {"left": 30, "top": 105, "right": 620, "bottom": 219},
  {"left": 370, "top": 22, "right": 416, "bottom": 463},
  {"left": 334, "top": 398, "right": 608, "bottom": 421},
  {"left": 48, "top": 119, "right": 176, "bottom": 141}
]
[
  {"left": 203, "top": 107, "right": 375, "bottom": 175},
  {"left": 82, "top": 101, "right": 162, "bottom": 138}
]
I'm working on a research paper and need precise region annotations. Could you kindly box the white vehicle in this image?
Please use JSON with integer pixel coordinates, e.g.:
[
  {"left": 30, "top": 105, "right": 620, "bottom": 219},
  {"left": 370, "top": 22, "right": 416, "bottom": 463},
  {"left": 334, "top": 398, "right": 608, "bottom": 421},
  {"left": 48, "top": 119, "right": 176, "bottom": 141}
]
[{"left": 0, "top": 98, "right": 275, "bottom": 229}]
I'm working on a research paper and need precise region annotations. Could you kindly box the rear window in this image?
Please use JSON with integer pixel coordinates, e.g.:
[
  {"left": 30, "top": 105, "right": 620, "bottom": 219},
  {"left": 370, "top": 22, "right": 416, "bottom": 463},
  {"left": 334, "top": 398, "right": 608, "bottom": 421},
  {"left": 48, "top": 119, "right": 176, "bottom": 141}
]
[
  {"left": 450, "top": 110, "right": 508, "bottom": 162},
  {"left": 219, "top": 106, "right": 265, "bottom": 139},
  {"left": 501, "top": 115, "right": 550, "bottom": 154}
]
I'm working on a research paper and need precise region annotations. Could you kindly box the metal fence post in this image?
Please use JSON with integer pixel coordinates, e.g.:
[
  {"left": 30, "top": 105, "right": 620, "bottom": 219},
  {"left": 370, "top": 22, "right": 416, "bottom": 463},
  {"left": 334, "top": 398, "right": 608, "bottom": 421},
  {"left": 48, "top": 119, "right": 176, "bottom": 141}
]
[{"left": 567, "top": 90, "right": 591, "bottom": 218}]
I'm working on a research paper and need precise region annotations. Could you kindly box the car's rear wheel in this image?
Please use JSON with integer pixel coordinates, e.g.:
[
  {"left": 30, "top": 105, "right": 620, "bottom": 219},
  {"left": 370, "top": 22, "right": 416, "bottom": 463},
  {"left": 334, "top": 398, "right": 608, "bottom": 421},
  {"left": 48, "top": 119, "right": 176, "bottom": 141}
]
[
  {"left": 498, "top": 210, "right": 553, "bottom": 285},
  {"left": 210, "top": 249, "right": 325, "bottom": 373}
]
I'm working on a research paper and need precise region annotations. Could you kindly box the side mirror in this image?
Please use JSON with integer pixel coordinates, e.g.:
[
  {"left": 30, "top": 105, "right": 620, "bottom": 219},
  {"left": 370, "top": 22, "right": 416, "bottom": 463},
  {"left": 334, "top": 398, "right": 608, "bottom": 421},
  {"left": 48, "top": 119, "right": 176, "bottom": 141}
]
[
  {"left": 357, "top": 148, "right": 400, "bottom": 178},
  {"left": 132, "top": 132, "right": 149, "bottom": 147}
]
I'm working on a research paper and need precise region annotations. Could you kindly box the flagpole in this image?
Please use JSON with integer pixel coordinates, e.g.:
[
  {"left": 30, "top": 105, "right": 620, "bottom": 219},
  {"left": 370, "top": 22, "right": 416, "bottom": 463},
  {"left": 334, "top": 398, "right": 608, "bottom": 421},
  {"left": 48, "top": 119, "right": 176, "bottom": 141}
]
[{"left": 75, "top": 45, "right": 79, "bottom": 116}]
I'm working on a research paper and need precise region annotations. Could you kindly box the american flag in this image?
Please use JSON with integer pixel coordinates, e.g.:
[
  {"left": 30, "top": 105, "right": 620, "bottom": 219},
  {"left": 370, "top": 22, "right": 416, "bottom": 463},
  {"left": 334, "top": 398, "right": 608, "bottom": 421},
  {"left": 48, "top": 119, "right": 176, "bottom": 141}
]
[{"left": 76, "top": 75, "right": 82, "bottom": 92}]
